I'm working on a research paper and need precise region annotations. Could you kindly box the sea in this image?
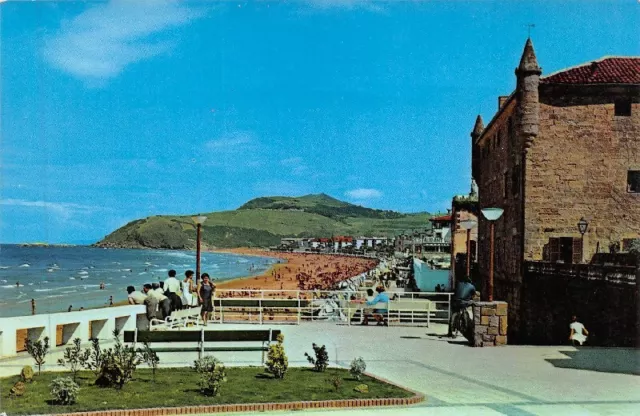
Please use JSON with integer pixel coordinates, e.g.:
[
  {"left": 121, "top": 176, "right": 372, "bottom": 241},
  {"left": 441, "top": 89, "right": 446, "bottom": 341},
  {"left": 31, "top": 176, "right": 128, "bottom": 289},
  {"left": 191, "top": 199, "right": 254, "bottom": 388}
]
[{"left": 0, "top": 245, "right": 279, "bottom": 317}]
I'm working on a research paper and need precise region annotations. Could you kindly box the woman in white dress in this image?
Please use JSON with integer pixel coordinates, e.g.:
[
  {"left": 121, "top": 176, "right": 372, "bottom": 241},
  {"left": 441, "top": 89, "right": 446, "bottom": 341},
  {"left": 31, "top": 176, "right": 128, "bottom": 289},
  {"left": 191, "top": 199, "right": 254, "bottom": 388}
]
[{"left": 181, "top": 270, "right": 197, "bottom": 307}]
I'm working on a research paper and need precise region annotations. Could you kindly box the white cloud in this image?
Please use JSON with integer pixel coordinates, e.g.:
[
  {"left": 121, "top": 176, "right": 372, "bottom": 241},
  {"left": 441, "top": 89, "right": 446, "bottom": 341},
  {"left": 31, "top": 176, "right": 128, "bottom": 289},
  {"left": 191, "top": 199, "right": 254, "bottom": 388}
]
[
  {"left": 0, "top": 199, "right": 101, "bottom": 222},
  {"left": 280, "top": 157, "right": 309, "bottom": 176},
  {"left": 345, "top": 188, "right": 382, "bottom": 199},
  {"left": 205, "top": 132, "right": 253, "bottom": 151},
  {"left": 43, "top": 0, "right": 204, "bottom": 81},
  {"left": 280, "top": 157, "right": 304, "bottom": 166}
]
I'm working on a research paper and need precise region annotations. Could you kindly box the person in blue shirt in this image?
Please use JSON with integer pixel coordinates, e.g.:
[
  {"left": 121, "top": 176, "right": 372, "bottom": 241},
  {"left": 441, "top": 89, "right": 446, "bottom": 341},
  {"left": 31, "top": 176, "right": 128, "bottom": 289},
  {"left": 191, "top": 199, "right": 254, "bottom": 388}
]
[{"left": 361, "top": 286, "right": 390, "bottom": 326}]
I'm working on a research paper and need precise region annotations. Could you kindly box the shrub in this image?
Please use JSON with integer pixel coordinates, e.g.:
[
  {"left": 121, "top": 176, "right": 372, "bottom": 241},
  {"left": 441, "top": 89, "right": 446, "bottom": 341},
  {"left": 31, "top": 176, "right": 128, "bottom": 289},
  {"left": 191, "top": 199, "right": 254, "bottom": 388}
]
[
  {"left": 326, "top": 375, "right": 343, "bottom": 392},
  {"left": 304, "top": 343, "right": 329, "bottom": 372},
  {"left": 137, "top": 342, "right": 160, "bottom": 382},
  {"left": 193, "top": 356, "right": 227, "bottom": 396},
  {"left": 25, "top": 336, "right": 50, "bottom": 375},
  {"left": 9, "top": 381, "right": 25, "bottom": 397},
  {"left": 265, "top": 333, "right": 288, "bottom": 379},
  {"left": 349, "top": 357, "right": 366, "bottom": 381},
  {"left": 79, "top": 338, "right": 104, "bottom": 377},
  {"left": 20, "top": 366, "right": 34, "bottom": 383},
  {"left": 58, "top": 338, "right": 86, "bottom": 382},
  {"left": 50, "top": 377, "right": 79, "bottom": 405},
  {"left": 95, "top": 330, "right": 143, "bottom": 389}
]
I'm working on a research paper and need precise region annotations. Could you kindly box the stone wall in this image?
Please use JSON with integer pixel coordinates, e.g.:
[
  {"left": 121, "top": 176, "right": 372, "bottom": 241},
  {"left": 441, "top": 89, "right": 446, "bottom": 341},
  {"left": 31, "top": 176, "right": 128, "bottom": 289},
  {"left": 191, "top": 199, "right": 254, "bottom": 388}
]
[
  {"left": 524, "top": 86, "right": 640, "bottom": 263},
  {"left": 471, "top": 301, "right": 508, "bottom": 347},
  {"left": 520, "top": 265, "right": 639, "bottom": 347}
]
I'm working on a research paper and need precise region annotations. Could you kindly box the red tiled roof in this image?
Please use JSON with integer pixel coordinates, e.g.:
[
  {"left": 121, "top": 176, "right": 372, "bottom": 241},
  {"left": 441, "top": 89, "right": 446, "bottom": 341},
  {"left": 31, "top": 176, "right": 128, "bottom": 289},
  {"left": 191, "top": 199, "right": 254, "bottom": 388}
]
[
  {"left": 430, "top": 215, "right": 452, "bottom": 222},
  {"left": 541, "top": 57, "right": 640, "bottom": 85}
]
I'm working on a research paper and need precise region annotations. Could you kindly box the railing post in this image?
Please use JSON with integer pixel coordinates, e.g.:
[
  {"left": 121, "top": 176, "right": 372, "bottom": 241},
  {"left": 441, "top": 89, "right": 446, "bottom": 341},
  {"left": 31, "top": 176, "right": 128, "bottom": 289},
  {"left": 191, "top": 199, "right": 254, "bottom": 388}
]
[{"left": 259, "top": 299, "right": 263, "bottom": 325}]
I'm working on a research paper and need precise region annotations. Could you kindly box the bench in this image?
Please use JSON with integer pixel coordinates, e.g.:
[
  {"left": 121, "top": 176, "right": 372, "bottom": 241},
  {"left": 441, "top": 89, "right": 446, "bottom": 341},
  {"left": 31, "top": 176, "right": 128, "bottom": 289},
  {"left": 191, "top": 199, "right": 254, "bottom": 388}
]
[
  {"left": 123, "top": 329, "right": 281, "bottom": 363},
  {"left": 347, "top": 300, "right": 433, "bottom": 326},
  {"left": 149, "top": 307, "right": 202, "bottom": 331}
]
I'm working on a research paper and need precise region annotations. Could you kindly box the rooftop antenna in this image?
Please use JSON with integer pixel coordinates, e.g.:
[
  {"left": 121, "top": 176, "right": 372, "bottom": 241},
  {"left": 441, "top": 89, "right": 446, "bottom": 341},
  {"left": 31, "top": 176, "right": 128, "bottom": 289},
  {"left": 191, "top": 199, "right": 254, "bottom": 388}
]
[{"left": 527, "top": 23, "right": 536, "bottom": 38}]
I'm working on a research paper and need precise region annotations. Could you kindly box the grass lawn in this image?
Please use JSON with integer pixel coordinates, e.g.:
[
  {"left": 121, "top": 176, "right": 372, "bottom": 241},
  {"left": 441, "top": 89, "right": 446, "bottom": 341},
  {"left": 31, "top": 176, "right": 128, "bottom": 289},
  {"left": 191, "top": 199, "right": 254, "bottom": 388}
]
[{"left": 1, "top": 367, "right": 413, "bottom": 415}]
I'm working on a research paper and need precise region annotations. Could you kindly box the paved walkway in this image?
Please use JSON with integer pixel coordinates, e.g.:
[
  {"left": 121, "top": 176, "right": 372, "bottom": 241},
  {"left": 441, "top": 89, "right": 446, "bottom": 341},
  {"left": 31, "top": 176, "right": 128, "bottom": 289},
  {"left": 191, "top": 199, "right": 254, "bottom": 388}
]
[{"left": 2, "top": 322, "right": 638, "bottom": 415}]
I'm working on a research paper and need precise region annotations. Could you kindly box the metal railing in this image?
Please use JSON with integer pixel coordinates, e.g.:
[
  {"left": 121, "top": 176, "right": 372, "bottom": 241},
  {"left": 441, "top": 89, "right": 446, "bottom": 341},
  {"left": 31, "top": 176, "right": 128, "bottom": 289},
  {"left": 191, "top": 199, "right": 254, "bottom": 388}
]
[
  {"left": 211, "top": 289, "right": 452, "bottom": 327},
  {"left": 524, "top": 261, "right": 637, "bottom": 285}
]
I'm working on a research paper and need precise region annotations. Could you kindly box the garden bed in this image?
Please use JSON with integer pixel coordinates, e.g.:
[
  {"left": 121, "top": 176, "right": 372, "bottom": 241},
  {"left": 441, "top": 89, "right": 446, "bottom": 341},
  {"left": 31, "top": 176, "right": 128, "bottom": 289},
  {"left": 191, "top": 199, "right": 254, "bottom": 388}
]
[{"left": 0, "top": 367, "right": 417, "bottom": 415}]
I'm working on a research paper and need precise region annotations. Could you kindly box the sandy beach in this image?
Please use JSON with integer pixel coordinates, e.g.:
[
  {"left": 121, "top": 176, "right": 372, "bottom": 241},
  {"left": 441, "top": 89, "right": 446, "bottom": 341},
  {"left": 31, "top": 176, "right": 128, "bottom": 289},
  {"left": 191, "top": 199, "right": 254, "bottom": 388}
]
[{"left": 213, "top": 249, "right": 378, "bottom": 296}]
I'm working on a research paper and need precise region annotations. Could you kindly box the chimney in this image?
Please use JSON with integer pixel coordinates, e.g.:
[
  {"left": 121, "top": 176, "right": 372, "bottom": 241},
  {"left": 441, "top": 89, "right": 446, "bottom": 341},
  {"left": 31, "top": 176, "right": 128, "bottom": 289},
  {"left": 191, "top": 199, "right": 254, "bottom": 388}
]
[{"left": 498, "top": 96, "right": 508, "bottom": 109}]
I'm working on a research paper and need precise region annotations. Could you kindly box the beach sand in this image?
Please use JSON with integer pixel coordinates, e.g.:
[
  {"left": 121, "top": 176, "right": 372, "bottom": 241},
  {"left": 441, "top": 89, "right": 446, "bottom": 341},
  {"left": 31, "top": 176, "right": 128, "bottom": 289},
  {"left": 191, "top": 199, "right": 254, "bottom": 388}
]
[{"left": 213, "top": 249, "right": 378, "bottom": 297}]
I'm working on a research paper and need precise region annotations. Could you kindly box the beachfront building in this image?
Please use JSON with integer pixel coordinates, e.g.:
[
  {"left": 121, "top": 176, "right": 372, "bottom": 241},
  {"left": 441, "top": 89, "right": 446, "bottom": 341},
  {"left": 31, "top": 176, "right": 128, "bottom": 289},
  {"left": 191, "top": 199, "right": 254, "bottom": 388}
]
[
  {"left": 355, "top": 237, "right": 390, "bottom": 250},
  {"left": 449, "top": 183, "right": 479, "bottom": 288},
  {"left": 472, "top": 38, "right": 640, "bottom": 341},
  {"left": 332, "top": 236, "right": 354, "bottom": 252}
]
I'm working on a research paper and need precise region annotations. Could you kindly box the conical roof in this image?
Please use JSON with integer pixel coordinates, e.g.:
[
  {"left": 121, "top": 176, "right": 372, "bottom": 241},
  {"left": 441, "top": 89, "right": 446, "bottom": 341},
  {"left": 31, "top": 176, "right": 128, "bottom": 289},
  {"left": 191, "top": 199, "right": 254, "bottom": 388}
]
[
  {"left": 518, "top": 38, "right": 541, "bottom": 73},
  {"left": 471, "top": 115, "right": 484, "bottom": 136}
]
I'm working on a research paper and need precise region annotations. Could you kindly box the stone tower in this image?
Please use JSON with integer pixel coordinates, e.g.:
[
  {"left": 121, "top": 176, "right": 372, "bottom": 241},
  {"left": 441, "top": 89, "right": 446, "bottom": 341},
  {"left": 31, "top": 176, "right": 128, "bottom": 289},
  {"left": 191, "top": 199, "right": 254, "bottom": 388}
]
[
  {"left": 515, "top": 38, "right": 542, "bottom": 151},
  {"left": 470, "top": 115, "right": 484, "bottom": 183}
]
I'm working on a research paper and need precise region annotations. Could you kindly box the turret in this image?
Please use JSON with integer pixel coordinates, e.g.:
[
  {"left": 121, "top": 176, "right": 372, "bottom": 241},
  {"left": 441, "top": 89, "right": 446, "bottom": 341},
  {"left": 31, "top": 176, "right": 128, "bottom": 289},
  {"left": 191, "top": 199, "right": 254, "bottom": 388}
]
[
  {"left": 515, "top": 38, "right": 542, "bottom": 152},
  {"left": 471, "top": 115, "right": 484, "bottom": 182}
]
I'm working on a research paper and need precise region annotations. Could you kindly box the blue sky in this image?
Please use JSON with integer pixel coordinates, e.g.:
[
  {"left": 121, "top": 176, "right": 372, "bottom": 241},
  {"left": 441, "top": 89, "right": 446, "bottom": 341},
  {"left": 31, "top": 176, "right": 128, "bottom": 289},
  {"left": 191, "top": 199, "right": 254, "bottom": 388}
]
[{"left": 1, "top": 0, "right": 638, "bottom": 244}]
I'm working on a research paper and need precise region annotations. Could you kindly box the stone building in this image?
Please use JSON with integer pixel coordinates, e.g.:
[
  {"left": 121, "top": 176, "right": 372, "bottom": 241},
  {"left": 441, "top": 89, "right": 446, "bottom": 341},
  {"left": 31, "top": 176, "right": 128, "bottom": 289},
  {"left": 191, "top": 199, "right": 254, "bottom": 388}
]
[{"left": 471, "top": 39, "right": 640, "bottom": 341}]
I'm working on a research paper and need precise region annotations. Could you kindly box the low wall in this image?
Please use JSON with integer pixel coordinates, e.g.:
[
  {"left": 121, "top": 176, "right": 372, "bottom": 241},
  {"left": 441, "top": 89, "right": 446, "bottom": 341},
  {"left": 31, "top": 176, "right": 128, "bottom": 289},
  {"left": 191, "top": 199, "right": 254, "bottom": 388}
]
[
  {"left": 520, "top": 265, "right": 639, "bottom": 347},
  {"left": 0, "top": 305, "right": 146, "bottom": 358}
]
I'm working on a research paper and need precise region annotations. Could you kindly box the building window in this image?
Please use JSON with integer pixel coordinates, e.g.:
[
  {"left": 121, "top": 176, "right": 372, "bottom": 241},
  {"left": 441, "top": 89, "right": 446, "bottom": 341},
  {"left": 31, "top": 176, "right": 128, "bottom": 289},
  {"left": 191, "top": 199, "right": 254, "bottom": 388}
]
[
  {"left": 615, "top": 99, "right": 631, "bottom": 116},
  {"left": 628, "top": 170, "right": 640, "bottom": 193},
  {"left": 511, "top": 169, "right": 521, "bottom": 196},
  {"left": 545, "top": 237, "right": 583, "bottom": 264}
]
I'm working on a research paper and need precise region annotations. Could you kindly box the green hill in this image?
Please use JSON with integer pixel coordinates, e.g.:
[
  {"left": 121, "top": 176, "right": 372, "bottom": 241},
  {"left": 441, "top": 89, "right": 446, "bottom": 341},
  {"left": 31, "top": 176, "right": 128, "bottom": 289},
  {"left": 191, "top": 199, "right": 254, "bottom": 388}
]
[{"left": 95, "top": 194, "right": 432, "bottom": 249}]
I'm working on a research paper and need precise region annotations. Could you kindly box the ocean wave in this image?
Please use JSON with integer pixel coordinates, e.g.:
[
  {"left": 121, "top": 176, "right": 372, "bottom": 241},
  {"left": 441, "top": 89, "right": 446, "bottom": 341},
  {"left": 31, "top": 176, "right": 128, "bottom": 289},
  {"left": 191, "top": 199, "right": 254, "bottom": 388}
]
[
  {"left": 19, "top": 264, "right": 30, "bottom": 268},
  {"left": 0, "top": 266, "right": 10, "bottom": 269},
  {"left": 138, "top": 272, "right": 147, "bottom": 275},
  {"left": 78, "top": 271, "right": 89, "bottom": 275},
  {"left": 69, "top": 277, "right": 76, "bottom": 280},
  {"left": 1, "top": 285, "right": 15, "bottom": 289},
  {"left": 155, "top": 268, "right": 168, "bottom": 272},
  {"left": 164, "top": 251, "right": 196, "bottom": 260},
  {"left": 34, "top": 288, "right": 53, "bottom": 292}
]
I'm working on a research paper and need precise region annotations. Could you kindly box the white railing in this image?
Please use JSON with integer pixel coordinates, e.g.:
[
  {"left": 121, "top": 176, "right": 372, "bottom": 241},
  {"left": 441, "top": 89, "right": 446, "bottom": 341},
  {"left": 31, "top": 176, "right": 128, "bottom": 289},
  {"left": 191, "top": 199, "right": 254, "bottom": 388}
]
[{"left": 212, "top": 289, "right": 452, "bottom": 327}]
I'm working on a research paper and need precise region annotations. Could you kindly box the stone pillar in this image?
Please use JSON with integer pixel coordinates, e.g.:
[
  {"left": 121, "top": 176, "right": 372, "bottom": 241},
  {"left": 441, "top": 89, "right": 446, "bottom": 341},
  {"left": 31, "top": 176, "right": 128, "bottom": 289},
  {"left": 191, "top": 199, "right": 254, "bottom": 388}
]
[{"left": 472, "top": 301, "right": 508, "bottom": 347}]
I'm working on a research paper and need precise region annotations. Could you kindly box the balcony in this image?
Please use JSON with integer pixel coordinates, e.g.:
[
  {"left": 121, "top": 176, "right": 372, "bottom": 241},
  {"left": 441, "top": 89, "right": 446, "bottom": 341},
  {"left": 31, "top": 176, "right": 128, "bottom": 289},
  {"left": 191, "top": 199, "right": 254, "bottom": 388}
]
[{"left": 524, "top": 261, "right": 637, "bottom": 285}]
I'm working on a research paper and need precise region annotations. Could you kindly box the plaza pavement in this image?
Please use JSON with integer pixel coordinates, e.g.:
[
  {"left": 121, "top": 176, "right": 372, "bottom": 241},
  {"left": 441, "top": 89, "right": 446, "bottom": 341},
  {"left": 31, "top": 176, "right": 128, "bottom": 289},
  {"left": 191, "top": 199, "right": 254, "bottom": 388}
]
[{"left": 1, "top": 322, "right": 638, "bottom": 416}]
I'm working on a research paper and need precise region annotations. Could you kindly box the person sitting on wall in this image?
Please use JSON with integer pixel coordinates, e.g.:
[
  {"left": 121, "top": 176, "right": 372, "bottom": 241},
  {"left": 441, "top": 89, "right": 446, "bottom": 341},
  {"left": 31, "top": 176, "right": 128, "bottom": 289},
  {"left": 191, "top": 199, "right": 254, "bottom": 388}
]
[
  {"left": 569, "top": 315, "right": 589, "bottom": 346},
  {"left": 359, "top": 286, "right": 390, "bottom": 326},
  {"left": 127, "top": 285, "right": 147, "bottom": 305}
]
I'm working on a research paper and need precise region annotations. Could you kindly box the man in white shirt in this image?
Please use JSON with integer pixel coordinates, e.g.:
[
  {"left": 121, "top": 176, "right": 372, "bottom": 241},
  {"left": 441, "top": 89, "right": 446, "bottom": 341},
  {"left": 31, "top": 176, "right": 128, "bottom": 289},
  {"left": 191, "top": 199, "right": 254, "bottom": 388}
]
[
  {"left": 569, "top": 315, "right": 589, "bottom": 346},
  {"left": 127, "top": 285, "right": 147, "bottom": 305},
  {"left": 164, "top": 270, "right": 183, "bottom": 311}
]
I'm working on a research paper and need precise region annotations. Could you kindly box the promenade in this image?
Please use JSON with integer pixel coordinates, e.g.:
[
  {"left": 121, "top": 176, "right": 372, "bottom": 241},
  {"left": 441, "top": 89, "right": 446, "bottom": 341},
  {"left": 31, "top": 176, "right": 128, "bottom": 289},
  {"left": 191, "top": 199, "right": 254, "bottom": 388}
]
[{"left": 1, "top": 322, "right": 638, "bottom": 416}]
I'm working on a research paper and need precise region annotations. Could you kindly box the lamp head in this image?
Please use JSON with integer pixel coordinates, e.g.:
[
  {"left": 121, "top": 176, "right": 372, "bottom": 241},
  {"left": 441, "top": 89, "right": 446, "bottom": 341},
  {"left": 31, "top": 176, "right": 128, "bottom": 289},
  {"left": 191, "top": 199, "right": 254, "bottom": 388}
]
[
  {"left": 459, "top": 219, "right": 477, "bottom": 230},
  {"left": 481, "top": 208, "right": 504, "bottom": 222},
  {"left": 577, "top": 217, "right": 589, "bottom": 235},
  {"left": 193, "top": 215, "right": 208, "bottom": 225}
]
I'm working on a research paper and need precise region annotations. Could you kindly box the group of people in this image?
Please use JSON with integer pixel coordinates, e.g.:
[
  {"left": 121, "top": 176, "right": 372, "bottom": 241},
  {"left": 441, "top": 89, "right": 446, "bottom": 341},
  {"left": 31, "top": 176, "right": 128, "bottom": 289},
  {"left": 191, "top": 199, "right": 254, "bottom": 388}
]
[{"left": 126, "top": 269, "right": 217, "bottom": 324}]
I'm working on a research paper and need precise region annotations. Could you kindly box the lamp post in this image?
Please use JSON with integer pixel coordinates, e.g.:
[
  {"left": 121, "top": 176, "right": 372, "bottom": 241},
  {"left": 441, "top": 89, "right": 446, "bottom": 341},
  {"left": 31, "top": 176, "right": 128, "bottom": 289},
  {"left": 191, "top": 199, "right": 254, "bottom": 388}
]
[
  {"left": 481, "top": 208, "right": 504, "bottom": 302},
  {"left": 577, "top": 217, "right": 589, "bottom": 263},
  {"left": 459, "top": 219, "right": 478, "bottom": 280},
  {"left": 193, "top": 215, "right": 207, "bottom": 282}
]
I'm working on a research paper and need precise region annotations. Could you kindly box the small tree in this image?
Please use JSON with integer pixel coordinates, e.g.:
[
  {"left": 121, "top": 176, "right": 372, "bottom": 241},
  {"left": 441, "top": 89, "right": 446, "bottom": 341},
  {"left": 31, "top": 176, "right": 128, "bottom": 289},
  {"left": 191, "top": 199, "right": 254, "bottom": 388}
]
[
  {"left": 138, "top": 342, "right": 160, "bottom": 382},
  {"left": 265, "top": 333, "right": 288, "bottom": 379},
  {"left": 304, "top": 343, "right": 329, "bottom": 372},
  {"left": 95, "top": 330, "right": 143, "bottom": 389},
  {"left": 349, "top": 357, "right": 366, "bottom": 381},
  {"left": 25, "top": 336, "right": 50, "bottom": 375},
  {"left": 326, "top": 374, "right": 343, "bottom": 392},
  {"left": 58, "top": 338, "right": 86, "bottom": 382},
  {"left": 79, "top": 338, "right": 104, "bottom": 377},
  {"left": 50, "top": 376, "right": 80, "bottom": 405},
  {"left": 193, "top": 356, "right": 227, "bottom": 396}
]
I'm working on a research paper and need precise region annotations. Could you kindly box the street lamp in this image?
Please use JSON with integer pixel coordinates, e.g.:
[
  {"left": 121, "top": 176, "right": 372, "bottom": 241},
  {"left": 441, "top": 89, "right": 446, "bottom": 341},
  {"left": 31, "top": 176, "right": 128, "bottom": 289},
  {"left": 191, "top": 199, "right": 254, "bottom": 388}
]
[
  {"left": 459, "top": 219, "right": 477, "bottom": 281},
  {"left": 577, "top": 217, "right": 589, "bottom": 263},
  {"left": 193, "top": 215, "right": 207, "bottom": 282},
  {"left": 481, "top": 208, "right": 504, "bottom": 302}
]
